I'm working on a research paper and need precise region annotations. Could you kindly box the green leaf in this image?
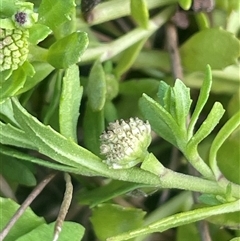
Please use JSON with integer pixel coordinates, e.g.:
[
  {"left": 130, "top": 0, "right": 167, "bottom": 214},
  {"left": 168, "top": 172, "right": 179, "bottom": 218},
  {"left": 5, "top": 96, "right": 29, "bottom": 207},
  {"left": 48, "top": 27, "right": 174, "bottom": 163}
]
[
  {"left": 172, "top": 79, "right": 192, "bottom": 130},
  {"left": 217, "top": 131, "right": 240, "bottom": 184},
  {"left": 87, "top": 59, "right": 106, "bottom": 111},
  {"left": 59, "top": 65, "right": 82, "bottom": 142},
  {"left": 120, "top": 78, "right": 159, "bottom": 97},
  {"left": 91, "top": 204, "right": 146, "bottom": 241},
  {"left": 0, "top": 98, "right": 19, "bottom": 126},
  {"left": 79, "top": 180, "right": 145, "bottom": 207},
  {"left": 178, "top": 0, "right": 192, "bottom": 10},
  {"left": 130, "top": 0, "right": 149, "bottom": 28},
  {"left": 0, "top": 197, "right": 45, "bottom": 241},
  {"left": 47, "top": 31, "right": 88, "bottom": 69},
  {"left": 42, "top": 70, "right": 63, "bottom": 125},
  {"left": 187, "top": 102, "right": 225, "bottom": 149},
  {"left": 38, "top": 0, "right": 76, "bottom": 33},
  {"left": 139, "top": 94, "right": 180, "bottom": 148},
  {"left": 207, "top": 210, "right": 240, "bottom": 230},
  {"left": 0, "top": 122, "right": 35, "bottom": 149},
  {"left": 0, "top": 155, "right": 36, "bottom": 186},
  {"left": 0, "top": 0, "right": 16, "bottom": 17},
  {"left": 15, "top": 221, "right": 85, "bottom": 241},
  {"left": 0, "top": 67, "right": 26, "bottom": 103},
  {"left": 16, "top": 62, "right": 54, "bottom": 95},
  {"left": 176, "top": 224, "right": 200, "bottom": 241},
  {"left": 83, "top": 103, "right": 104, "bottom": 155},
  {"left": 0, "top": 144, "right": 81, "bottom": 175},
  {"left": 28, "top": 24, "right": 52, "bottom": 45},
  {"left": 187, "top": 65, "right": 212, "bottom": 140},
  {"left": 114, "top": 38, "right": 147, "bottom": 77},
  {"left": 107, "top": 200, "right": 240, "bottom": 241},
  {"left": 209, "top": 111, "right": 240, "bottom": 178},
  {"left": 180, "top": 28, "right": 240, "bottom": 71}
]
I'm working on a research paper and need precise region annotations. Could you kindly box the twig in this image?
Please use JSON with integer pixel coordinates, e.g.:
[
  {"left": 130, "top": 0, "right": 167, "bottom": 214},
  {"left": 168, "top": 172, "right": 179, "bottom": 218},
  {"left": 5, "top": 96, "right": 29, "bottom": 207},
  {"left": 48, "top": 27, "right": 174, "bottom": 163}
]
[
  {"left": 165, "top": 22, "right": 183, "bottom": 79},
  {"left": 52, "top": 173, "right": 73, "bottom": 241},
  {"left": 0, "top": 173, "right": 56, "bottom": 241}
]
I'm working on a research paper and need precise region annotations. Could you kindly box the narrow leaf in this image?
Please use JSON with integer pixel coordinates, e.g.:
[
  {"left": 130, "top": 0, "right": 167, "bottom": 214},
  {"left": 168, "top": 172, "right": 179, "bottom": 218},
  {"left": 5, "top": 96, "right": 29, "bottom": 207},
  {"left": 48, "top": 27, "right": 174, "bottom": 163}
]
[
  {"left": 83, "top": 103, "right": 104, "bottom": 155},
  {"left": 130, "top": 0, "right": 149, "bottom": 28},
  {"left": 187, "top": 65, "right": 212, "bottom": 140},
  {"left": 139, "top": 94, "right": 181, "bottom": 149},
  {"left": 87, "top": 59, "right": 106, "bottom": 111},
  {"left": 209, "top": 111, "right": 240, "bottom": 176},
  {"left": 173, "top": 79, "right": 192, "bottom": 130},
  {"left": 187, "top": 102, "right": 225, "bottom": 149},
  {"left": 59, "top": 65, "right": 82, "bottom": 142}
]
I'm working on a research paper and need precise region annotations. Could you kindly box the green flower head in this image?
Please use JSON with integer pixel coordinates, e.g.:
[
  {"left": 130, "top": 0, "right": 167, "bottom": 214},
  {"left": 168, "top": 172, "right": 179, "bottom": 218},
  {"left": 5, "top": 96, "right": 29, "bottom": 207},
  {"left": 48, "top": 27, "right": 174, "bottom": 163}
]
[
  {"left": 100, "top": 117, "right": 152, "bottom": 169},
  {"left": 0, "top": 28, "right": 29, "bottom": 72}
]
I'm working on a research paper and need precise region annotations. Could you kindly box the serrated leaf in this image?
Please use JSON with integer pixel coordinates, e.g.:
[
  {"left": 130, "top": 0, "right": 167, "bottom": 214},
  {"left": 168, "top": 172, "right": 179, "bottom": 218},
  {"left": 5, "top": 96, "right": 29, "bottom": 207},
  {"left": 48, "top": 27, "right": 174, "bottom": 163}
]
[
  {"left": 0, "top": 122, "right": 35, "bottom": 149},
  {"left": 173, "top": 79, "right": 192, "bottom": 130},
  {"left": 0, "top": 197, "right": 45, "bottom": 241},
  {"left": 157, "top": 81, "right": 171, "bottom": 107},
  {"left": 59, "top": 65, "right": 82, "bottom": 142},
  {"left": 47, "top": 31, "right": 88, "bottom": 69},
  {"left": 180, "top": 28, "right": 240, "bottom": 71},
  {"left": 139, "top": 94, "right": 180, "bottom": 148},
  {"left": 130, "top": 0, "right": 149, "bottom": 28},
  {"left": 15, "top": 221, "right": 85, "bottom": 241},
  {"left": 87, "top": 59, "right": 106, "bottom": 111},
  {"left": 0, "top": 98, "right": 19, "bottom": 126},
  {"left": 91, "top": 204, "right": 146, "bottom": 241},
  {"left": 0, "top": 144, "right": 81, "bottom": 174}
]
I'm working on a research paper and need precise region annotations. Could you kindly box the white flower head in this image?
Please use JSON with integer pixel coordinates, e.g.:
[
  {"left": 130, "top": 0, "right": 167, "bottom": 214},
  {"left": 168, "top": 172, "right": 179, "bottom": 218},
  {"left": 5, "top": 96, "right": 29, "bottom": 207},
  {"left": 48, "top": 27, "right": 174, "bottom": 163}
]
[{"left": 100, "top": 117, "right": 152, "bottom": 169}]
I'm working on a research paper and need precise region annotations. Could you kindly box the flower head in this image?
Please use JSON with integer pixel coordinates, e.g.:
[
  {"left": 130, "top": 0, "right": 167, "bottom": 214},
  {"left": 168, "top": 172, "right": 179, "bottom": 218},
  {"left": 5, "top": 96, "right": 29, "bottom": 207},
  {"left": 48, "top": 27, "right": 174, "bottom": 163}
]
[
  {"left": 100, "top": 117, "right": 152, "bottom": 169},
  {"left": 0, "top": 28, "right": 29, "bottom": 72}
]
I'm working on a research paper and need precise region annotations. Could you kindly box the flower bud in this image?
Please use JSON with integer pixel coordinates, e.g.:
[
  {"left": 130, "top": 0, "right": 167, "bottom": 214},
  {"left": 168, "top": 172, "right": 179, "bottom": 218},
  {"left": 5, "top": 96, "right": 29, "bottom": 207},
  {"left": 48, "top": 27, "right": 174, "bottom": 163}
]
[{"left": 100, "top": 117, "right": 152, "bottom": 169}]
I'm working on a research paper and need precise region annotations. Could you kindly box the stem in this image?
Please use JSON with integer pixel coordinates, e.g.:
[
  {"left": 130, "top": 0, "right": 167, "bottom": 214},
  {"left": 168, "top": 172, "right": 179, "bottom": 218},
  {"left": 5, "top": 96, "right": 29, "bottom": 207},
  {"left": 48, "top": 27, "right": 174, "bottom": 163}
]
[
  {"left": 84, "top": 0, "right": 178, "bottom": 26},
  {"left": 80, "top": 6, "right": 175, "bottom": 64},
  {"left": 141, "top": 153, "right": 225, "bottom": 195},
  {"left": 184, "top": 150, "right": 215, "bottom": 180},
  {"left": 53, "top": 173, "right": 73, "bottom": 241}
]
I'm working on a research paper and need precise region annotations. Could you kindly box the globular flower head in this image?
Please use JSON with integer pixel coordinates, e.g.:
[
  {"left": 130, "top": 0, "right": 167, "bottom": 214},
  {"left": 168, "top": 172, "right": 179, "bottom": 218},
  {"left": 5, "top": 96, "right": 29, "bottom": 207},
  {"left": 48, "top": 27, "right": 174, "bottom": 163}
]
[
  {"left": 100, "top": 117, "right": 152, "bottom": 169},
  {"left": 0, "top": 28, "right": 29, "bottom": 72}
]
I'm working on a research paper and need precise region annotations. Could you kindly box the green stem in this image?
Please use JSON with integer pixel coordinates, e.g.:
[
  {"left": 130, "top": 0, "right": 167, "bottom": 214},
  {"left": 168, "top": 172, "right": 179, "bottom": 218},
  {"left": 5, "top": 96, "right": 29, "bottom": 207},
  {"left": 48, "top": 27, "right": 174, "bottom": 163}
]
[
  {"left": 141, "top": 153, "right": 224, "bottom": 195},
  {"left": 83, "top": 0, "right": 177, "bottom": 26},
  {"left": 80, "top": 6, "right": 175, "bottom": 64},
  {"left": 184, "top": 149, "right": 215, "bottom": 180}
]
